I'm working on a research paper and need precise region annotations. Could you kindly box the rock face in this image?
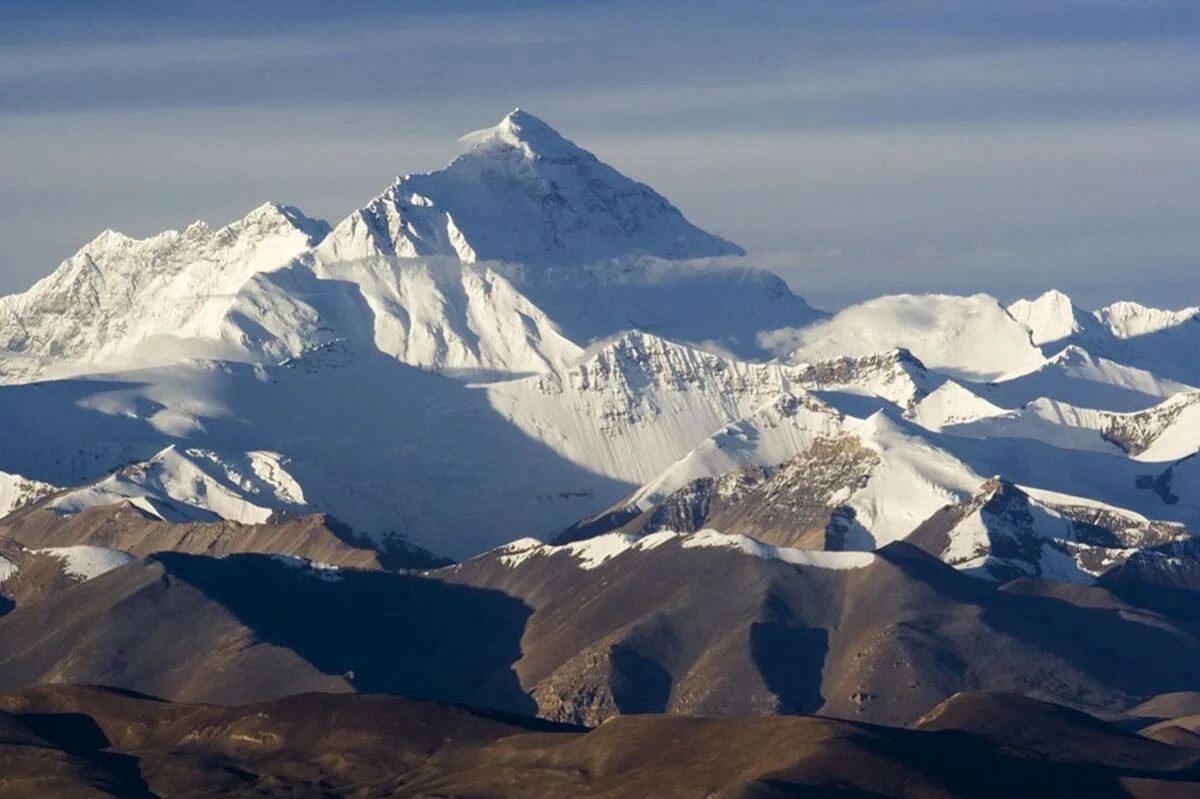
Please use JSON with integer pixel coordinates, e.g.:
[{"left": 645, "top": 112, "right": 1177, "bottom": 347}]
[
  {"left": 572, "top": 435, "right": 882, "bottom": 550},
  {"left": 905, "top": 477, "right": 1196, "bottom": 584}
]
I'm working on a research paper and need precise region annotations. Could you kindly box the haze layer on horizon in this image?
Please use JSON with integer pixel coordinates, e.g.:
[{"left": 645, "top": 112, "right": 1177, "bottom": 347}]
[{"left": 3, "top": 0, "right": 1198, "bottom": 311}]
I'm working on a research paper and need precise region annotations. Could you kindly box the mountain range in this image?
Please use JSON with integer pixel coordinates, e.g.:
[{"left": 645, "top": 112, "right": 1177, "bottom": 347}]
[{"left": 1, "top": 110, "right": 1199, "bottom": 782}]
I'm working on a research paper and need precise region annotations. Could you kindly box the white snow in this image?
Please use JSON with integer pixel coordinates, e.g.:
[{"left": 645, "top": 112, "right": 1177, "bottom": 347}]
[
  {"left": 625, "top": 392, "right": 844, "bottom": 510},
  {"left": 679, "top": 529, "right": 877, "bottom": 569},
  {"left": 494, "top": 529, "right": 876, "bottom": 571},
  {"left": 0, "top": 204, "right": 328, "bottom": 384},
  {"left": 840, "top": 412, "right": 985, "bottom": 548},
  {"left": 0, "top": 555, "right": 17, "bottom": 583},
  {"left": 35, "top": 546, "right": 135, "bottom": 581},
  {"left": 984, "top": 345, "right": 1196, "bottom": 412}
]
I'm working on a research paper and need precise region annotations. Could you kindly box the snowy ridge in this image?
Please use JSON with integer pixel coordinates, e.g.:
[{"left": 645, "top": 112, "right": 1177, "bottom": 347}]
[
  {"left": 0, "top": 204, "right": 329, "bottom": 383},
  {"left": 1098, "top": 301, "right": 1200, "bottom": 339},
  {"left": 491, "top": 529, "right": 875, "bottom": 571},
  {"left": 50, "top": 446, "right": 307, "bottom": 524},
  {"left": 306, "top": 256, "right": 584, "bottom": 377},
  {"left": 831, "top": 413, "right": 985, "bottom": 548},
  {"left": 984, "top": 345, "right": 1195, "bottom": 412},
  {"left": 928, "top": 391, "right": 1200, "bottom": 460},
  {"left": 617, "top": 410, "right": 985, "bottom": 553},
  {"left": 905, "top": 380, "right": 1006, "bottom": 431},
  {"left": 795, "top": 348, "right": 939, "bottom": 409}
]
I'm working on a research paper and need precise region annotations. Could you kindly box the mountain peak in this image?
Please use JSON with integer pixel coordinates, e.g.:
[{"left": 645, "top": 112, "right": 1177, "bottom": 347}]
[
  {"left": 321, "top": 110, "right": 744, "bottom": 266},
  {"left": 1007, "top": 289, "right": 1100, "bottom": 348},
  {"left": 458, "top": 108, "right": 590, "bottom": 162},
  {"left": 232, "top": 202, "right": 330, "bottom": 243}
]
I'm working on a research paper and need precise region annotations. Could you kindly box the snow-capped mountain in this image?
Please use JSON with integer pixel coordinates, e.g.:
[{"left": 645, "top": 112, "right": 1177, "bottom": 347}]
[
  {"left": 316, "top": 109, "right": 743, "bottom": 266},
  {"left": 0, "top": 110, "right": 1196, "bottom": 570}
]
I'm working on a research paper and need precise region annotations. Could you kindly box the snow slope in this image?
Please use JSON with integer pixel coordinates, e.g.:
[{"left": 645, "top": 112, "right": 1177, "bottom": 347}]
[
  {"left": 904, "top": 381, "right": 1006, "bottom": 431},
  {"left": 34, "top": 545, "right": 135, "bottom": 581},
  {"left": 982, "top": 345, "right": 1195, "bottom": 412},
  {"left": 485, "top": 330, "right": 815, "bottom": 485}
]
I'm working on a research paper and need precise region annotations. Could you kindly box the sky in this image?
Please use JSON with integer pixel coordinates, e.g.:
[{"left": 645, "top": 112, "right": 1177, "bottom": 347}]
[{"left": 2, "top": 0, "right": 1199, "bottom": 311}]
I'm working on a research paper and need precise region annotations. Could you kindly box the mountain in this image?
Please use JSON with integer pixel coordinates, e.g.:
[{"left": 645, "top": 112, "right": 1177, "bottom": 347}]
[
  {"left": 1, "top": 541, "right": 1198, "bottom": 730},
  {"left": 0, "top": 685, "right": 1194, "bottom": 799},
  {"left": 921, "top": 390, "right": 1200, "bottom": 461},
  {"left": 0, "top": 501, "right": 444, "bottom": 573},
  {"left": 316, "top": 109, "right": 744, "bottom": 266}
]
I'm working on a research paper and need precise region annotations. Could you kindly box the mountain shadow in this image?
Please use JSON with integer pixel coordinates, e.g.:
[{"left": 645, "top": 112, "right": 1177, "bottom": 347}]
[
  {"left": 155, "top": 552, "right": 536, "bottom": 715},
  {"left": 750, "top": 621, "right": 827, "bottom": 715}
]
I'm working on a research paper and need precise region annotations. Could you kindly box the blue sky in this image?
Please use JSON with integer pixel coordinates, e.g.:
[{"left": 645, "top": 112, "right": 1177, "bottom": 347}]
[{"left": 3, "top": 0, "right": 1199, "bottom": 309}]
